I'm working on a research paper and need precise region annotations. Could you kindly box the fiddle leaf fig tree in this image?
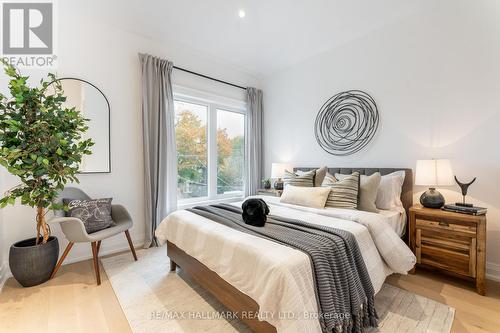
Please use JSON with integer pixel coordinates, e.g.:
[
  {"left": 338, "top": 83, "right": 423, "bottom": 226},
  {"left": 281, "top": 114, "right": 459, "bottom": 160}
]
[{"left": 0, "top": 60, "right": 94, "bottom": 244}]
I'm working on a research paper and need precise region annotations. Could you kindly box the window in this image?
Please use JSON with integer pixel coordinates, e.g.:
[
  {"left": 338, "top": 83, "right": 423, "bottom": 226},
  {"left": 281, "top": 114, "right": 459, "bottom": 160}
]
[
  {"left": 174, "top": 101, "right": 208, "bottom": 200},
  {"left": 217, "top": 109, "right": 245, "bottom": 195},
  {"left": 174, "top": 89, "right": 246, "bottom": 203}
]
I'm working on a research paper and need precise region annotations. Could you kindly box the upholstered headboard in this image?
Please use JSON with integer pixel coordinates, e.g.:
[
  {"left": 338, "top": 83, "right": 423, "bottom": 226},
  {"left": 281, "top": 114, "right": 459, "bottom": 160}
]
[{"left": 294, "top": 167, "right": 413, "bottom": 220}]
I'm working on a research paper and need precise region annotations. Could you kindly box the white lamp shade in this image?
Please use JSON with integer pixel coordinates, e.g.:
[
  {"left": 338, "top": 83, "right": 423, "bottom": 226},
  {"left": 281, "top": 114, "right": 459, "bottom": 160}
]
[
  {"left": 271, "top": 163, "right": 294, "bottom": 179},
  {"left": 415, "top": 159, "right": 454, "bottom": 186}
]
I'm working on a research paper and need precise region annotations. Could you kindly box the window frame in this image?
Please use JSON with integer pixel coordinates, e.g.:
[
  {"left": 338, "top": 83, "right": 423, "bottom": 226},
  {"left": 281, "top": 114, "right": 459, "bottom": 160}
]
[{"left": 173, "top": 86, "right": 247, "bottom": 206}]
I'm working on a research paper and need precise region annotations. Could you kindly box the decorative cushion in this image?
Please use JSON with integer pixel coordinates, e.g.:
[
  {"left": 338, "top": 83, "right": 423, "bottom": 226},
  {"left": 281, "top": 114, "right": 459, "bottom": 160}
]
[
  {"left": 280, "top": 185, "right": 331, "bottom": 209},
  {"left": 283, "top": 170, "right": 315, "bottom": 187},
  {"left": 63, "top": 198, "right": 114, "bottom": 234},
  {"left": 321, "top": 172, "right": 360, "bottom": 210},
  {"left": 375, "top": 171, "right": 406, "bottom": 210},
  {"left": 335, "top": 172, "right": 381, "bottom": 213},
  {"left": 296, "top": 166, "right": 328, "bottom": 186},
  {"left": 314, "top": 166, "right": 328, "bottom": 186}
]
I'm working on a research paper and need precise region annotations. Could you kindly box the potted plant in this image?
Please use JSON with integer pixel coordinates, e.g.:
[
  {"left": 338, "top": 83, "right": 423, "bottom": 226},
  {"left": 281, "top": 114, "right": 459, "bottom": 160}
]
[
  {"left": 262, "top": 178, "right": 271, "bottom": 189},
  {"left": 0, "top": 61, "right": 93, "bottom": 287}
]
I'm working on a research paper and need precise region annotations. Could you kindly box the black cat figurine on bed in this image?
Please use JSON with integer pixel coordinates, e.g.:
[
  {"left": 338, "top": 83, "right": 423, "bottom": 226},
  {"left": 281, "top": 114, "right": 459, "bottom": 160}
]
[{"left": 242, "top": 198, "right": 269, "bottom": 227}]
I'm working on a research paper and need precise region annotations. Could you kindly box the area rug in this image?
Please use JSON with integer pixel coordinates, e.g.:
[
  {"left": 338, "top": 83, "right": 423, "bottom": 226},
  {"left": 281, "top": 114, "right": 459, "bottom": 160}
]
[{"left": 101, "top": 247, "right": 455, "bottom": 333}]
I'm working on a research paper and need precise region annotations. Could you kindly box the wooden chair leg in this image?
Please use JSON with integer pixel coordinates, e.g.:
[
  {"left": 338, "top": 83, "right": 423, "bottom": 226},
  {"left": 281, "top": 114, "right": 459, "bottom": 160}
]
[
  {"left": 124, "top": 230, "right": 138, "bottom": 261},
  {"left": 96, "top": 240, "right": 102, "bottom": 256},
  {"left": 91, "top": 242, "right": 101, "bottom": 285},
  {"left": 50, "top": 242, "right": 74, "bottom": 279}
]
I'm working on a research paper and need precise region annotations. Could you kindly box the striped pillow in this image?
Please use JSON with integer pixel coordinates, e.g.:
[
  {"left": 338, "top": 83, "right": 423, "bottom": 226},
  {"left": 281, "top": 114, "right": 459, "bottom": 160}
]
[
  {"left": 297, "top": 166, "right": 327, "bottom": 186},
  {"left": 321, "top": 172, "right": 360, "bottom": 209},
  {"left": 283, "top": 170, "right": 315, "bottom": 187}
]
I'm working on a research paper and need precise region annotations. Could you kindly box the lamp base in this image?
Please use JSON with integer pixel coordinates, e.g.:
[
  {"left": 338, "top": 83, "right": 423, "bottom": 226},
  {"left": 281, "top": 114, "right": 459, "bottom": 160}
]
[
  {"left": 274, "top": 178, "right": 284, "bottom": 190},
  {"left": 420, "top": 188, "right": 445, "bottom": 208}
]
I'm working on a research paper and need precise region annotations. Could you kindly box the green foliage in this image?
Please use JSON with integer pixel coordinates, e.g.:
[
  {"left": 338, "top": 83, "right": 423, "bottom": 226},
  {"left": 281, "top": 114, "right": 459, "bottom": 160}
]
[
  {"left": 175, "top": 110, "right": 207, "bottom": 187},
  {"left": 0, "top": 60, "right": 94, "bottom": 211},
  {"left": 217, "top": 135, "right": 244, "bottom": 194},
  {"left": 175, "top": 110, "right": 244, "bottom": 197}
]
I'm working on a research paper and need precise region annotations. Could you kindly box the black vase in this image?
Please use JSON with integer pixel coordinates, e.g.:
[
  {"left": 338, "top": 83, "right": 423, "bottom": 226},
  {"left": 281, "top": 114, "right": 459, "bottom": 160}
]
[
  {"left": 420, "top": 188, "right": 445, "bottom": 209},
  {"left": 9, "top": 236, "right": 59, "bottom": 287}
]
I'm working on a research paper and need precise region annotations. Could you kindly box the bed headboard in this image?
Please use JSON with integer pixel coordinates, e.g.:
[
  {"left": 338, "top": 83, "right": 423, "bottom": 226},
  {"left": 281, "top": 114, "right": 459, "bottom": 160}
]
[{"left": 293, "top": 167, "right": 413, "bottom": 218}]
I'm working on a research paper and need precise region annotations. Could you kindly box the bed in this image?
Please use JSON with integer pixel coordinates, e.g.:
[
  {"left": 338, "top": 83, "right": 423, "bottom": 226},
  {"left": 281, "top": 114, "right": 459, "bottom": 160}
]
[{"left": 155, "top": 167, "right": 415, "bottom": 333}]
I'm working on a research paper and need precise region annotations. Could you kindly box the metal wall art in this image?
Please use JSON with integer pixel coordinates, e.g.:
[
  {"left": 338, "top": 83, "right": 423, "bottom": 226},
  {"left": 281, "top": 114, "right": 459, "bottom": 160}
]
[{"left": 314, "top": 90, "right": 379, "bottom": 156}]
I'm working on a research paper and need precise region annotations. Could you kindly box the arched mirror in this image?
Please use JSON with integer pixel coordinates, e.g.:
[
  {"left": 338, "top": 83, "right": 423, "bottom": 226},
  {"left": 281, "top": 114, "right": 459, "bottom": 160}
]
[{"left": 48, "top": 78, "right": 111, "bottom": 173}]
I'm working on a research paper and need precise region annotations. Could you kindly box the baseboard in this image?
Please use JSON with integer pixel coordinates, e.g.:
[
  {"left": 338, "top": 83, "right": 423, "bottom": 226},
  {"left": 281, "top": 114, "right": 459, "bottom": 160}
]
[
  {"left": 486, "top": 262, "right": 500, "bottom": 282},
  {"left": 0, "top": 237, "right": 144, "bottom": 289},
  {"left": 0, "top": 262, "right": 8, "bottom": 292}
]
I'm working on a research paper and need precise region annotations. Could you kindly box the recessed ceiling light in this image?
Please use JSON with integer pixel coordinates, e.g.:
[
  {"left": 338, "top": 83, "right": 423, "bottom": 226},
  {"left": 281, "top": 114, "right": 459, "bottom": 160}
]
[{"left": 238, "top": 9, "right": 246, "bottom": 18}]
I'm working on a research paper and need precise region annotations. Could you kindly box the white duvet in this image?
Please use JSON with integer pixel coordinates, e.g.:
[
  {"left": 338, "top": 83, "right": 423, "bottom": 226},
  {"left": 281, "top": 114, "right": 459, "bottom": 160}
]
[{"left": 155, "top": 196, "right": 416, "bottom": 333}]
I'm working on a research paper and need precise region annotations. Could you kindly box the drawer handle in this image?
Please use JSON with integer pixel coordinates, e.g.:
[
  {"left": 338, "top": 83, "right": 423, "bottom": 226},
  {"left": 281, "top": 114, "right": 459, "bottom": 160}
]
[{"left": 439, "top": 221, "right": 449, "bottom": 227}]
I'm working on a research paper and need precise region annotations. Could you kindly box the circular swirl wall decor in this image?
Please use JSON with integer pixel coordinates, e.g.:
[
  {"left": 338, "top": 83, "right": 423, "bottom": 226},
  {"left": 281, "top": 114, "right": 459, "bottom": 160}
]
[{"left": 314, "top": 90, "right": 379, "bottom": 156}]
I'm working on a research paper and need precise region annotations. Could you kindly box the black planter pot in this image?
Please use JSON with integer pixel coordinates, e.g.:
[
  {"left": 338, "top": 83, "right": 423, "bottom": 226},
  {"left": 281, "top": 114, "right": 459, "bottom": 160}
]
[{"left": 9, "top": 236, "right": 59, "bottom": 287}]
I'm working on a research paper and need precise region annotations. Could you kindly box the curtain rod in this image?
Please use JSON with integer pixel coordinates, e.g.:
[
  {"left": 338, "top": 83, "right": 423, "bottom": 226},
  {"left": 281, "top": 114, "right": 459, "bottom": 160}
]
[{"left": 173, "top": 66, "right": 247, "bottom": 91}]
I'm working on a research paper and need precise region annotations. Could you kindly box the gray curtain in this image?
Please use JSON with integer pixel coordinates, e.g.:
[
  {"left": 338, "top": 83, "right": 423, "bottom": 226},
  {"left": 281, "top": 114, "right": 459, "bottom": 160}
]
[
  {"left": 245, "top": 87, "right": 264, "bottom": 196},
  {"left": 139, "top": 53, "right": 178, "bottom": 248}
]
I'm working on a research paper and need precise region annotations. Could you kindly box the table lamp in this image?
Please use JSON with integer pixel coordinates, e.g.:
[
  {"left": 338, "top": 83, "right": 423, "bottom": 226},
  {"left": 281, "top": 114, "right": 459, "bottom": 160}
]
[
  {"left": 415, "top": 159, "right": 454, "bottom": 208},
  {"left": 271, "top": 163, "right": 293, "bottom": 190}
]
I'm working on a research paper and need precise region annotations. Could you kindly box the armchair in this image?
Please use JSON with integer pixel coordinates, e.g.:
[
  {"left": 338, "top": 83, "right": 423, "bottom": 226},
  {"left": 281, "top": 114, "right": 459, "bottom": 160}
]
[{"left": 49, "top": 187, "right": 137, "bottom": 285}]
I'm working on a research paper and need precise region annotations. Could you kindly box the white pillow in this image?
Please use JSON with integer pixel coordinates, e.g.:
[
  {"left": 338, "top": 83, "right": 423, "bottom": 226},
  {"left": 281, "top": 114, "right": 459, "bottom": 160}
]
[
  {"left": 280, "top": 185, "right": 331, "bottom": 209},
  {"left": 375, "top": 171, "right": 406, "bottom": 210}
]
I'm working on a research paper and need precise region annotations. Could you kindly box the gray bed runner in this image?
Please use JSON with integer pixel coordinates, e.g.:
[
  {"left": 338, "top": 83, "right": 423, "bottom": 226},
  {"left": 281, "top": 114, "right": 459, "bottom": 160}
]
[{"left": 187, "top": 204, "right": 377, "bottom": 333}]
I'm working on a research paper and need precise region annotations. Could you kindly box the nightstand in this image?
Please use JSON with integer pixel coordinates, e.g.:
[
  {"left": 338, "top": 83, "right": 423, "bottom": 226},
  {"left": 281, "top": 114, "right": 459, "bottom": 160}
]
[
  {"left": 257, "top": 188, "right": 282, "bottom": 197},
  {"left": 409, "top": 205, "right": 486, "bottom": 295}
]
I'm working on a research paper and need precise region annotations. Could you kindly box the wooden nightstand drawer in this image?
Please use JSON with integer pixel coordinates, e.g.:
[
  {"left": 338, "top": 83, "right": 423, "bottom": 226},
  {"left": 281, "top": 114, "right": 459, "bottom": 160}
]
[
  {"left": 420, "top": 231, "right": 471, "bottom": 252},
  {"left": 416, "top": 218, "right": 476, "bottom": 236},
  {"left": 419, "top": 244, "right": 472, "bottom": 276},
  {"left": 416, "top": 226, "right": 476, "bottom": 276}
]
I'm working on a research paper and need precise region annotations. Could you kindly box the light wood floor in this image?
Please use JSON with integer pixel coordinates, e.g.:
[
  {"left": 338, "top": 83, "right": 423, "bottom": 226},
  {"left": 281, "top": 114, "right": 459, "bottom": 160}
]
[
  {"left": 0, "top": 257, "right": 131, "bottom": 333},
  {"left": 387, "top": 269, "right": 500, "bottom": 333},
  {"left": 1, "top": 253, "right": 499, "bottom": 333}
]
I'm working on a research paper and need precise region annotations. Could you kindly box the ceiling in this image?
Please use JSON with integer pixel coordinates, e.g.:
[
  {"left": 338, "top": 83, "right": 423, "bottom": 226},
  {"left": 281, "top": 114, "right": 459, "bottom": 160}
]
[{"left": 66, "top": 0, "right": 431, "bottom": 78}]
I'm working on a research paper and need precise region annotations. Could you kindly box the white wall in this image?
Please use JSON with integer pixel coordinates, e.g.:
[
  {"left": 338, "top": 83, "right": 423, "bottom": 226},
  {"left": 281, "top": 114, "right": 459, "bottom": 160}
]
[
  {"left": 262, "top": 0, "right": 500, "bottom": 278},
  {"left": 0, "top": 6, "right": 258, "bottom": 273}
]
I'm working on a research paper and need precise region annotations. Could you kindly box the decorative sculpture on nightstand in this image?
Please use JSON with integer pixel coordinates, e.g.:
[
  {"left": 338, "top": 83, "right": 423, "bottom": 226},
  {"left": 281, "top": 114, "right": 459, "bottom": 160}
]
[{"left": 455, "top": 176, "right": 476, "bottom": 207}]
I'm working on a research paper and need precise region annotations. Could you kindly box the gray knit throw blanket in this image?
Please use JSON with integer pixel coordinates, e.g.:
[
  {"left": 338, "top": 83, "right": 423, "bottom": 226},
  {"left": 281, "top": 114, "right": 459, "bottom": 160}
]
[{"left": 187, "top": 204, "right": 378, "bottom": 333}]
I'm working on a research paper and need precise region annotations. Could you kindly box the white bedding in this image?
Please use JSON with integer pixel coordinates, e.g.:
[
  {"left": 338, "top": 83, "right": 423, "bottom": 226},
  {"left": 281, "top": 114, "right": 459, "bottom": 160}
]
[
  {"left": 155, "top": 196, "right": 415, "bottom": 333},
  {"left": 378, "top": 206, "right": 407, "bottom": 237}
]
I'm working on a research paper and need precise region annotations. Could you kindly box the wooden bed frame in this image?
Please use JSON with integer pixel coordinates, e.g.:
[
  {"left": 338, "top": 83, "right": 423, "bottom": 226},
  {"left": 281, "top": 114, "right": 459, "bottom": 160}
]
[
  {"left": 167, "top": 241, "right": 277, "bottom": 332},
  {"left": 167, "top": 167, "right": 413, "bottom": 332}
]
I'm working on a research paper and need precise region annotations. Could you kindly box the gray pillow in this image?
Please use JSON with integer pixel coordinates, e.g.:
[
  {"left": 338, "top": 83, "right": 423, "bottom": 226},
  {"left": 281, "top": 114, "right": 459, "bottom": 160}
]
[
  {"left": 63, "top": 198, "right": 114, "bottom": 234},
  {"left": 335, "top": 172, "right": 381, "bottom": 212}
]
